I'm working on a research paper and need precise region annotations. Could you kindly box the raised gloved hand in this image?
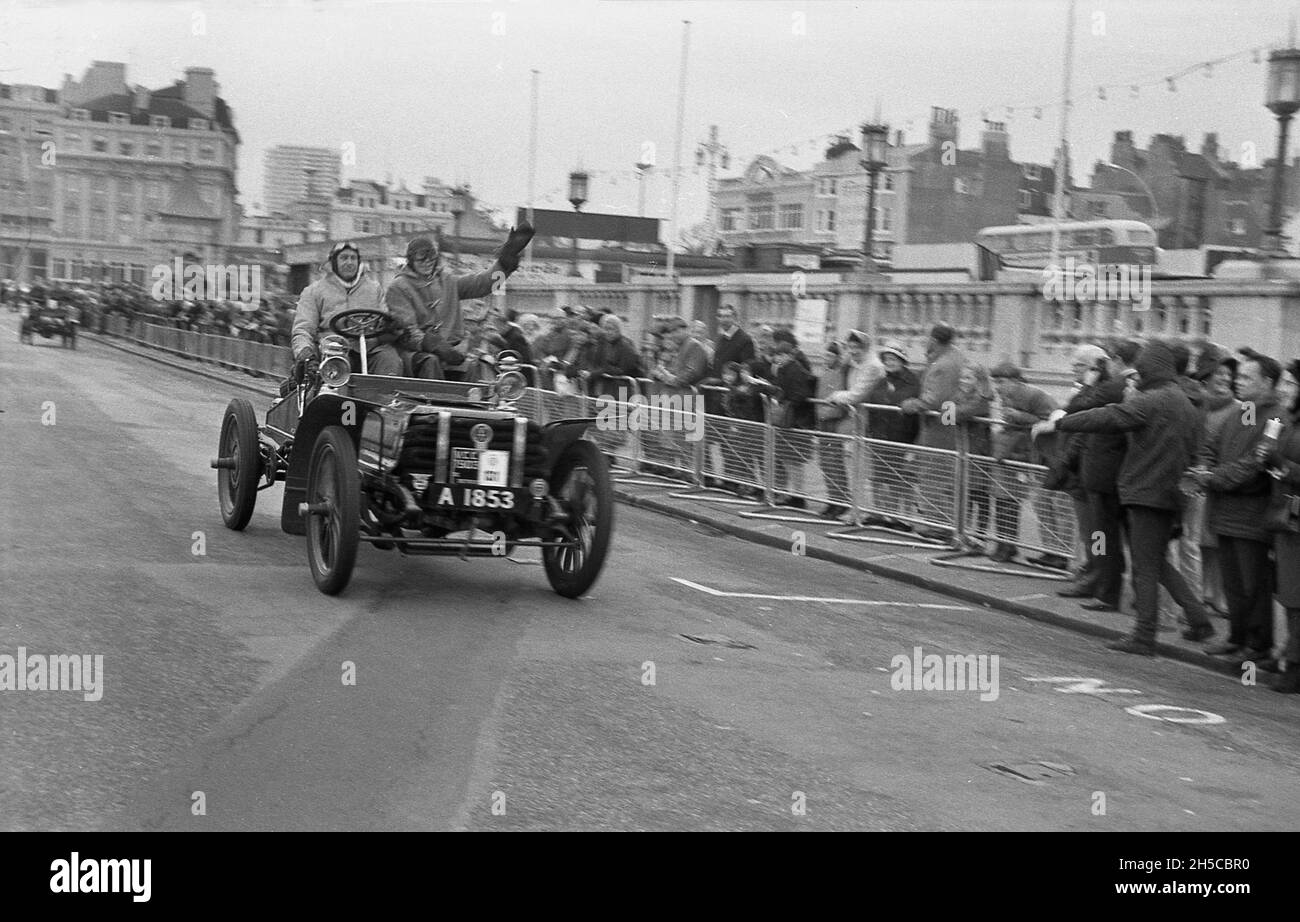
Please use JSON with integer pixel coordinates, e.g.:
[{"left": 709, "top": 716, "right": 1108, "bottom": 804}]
[{"left": 497, "top": 221, "right": 536, "bottom": 274}]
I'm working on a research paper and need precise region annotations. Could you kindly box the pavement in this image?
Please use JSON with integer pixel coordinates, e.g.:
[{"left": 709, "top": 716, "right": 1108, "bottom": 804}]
[{"left": 83, "top": 325, "right": 1259, "bottom": 682}]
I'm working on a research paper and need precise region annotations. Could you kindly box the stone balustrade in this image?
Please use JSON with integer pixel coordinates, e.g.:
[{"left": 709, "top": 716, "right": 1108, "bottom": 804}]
[{"left": 496, "top": 273, "right": 1300, "bottom": 374}]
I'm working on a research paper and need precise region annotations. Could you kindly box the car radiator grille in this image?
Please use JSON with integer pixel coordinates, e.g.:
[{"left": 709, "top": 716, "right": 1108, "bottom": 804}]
[{"left": 397, "top": 417, "right": 548, "bottom": 480}]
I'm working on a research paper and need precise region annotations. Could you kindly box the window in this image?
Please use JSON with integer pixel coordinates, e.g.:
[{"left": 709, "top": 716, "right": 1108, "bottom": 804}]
[
  {"left": 1022, "top": 163, "right": 1043, "bottom": 181},
  {"left": 198, "top": 144, "right": 215, "bottom": 161},
  {"left": 92, "top": 136, "right": 107, "bottom": 153},
  {"left": 171, "top": 142, "right": 189, "bottom": 160},
  {"left": 815, "top": 209, "right": 836, "bottom": 232},
  {"left": 720, "top": 207, "right": 741, "bottom": 231},
  {"left": 1228, "top": 218, "right": 1247, "bottom": 235},
  {"left": 146, "top": 139, "right": 162, "bottom": 158},
  {"left": 151, "top": 115, "right": 171, "bottom": 129},
  {"left": 109, "top": 112, "right": 129, "bottom": 125},
  {"left": 778, "top": 203, "right": 804, "bottom": 230},
  {"left": 1098, "top": 228, "right": 1116, "bottom": 245},
  {"left": 1018, "top": 189, "right": 1032, "bottom": 209},
  {"left": 63, "top": 132, "right": 82, "bottom": 150},
  {"left": 1087, "top": 200, "right": 1108, "bottom": 217},
  {"left": 119, "top": 140, "right": 134, "bottom": 156},
  {"left": 816, "top": 177, "right": 837, "bottom": 196},
  {"left": 88, "top": 209, "right": 107, "bottom": 239},
  {"left": 877, "top": 206, "right": 892, "bottom": 232},
  {"left": 189, "top": 118, "right": 208, "bottom": 131},
  {"left": 881, "top": 173, "right": 894, "bottom": 191},
  {"left": 0, "top": 116, "right": 9, "bottom": 131},
  {"left": 32, "top": 174, "right": 52, "bottom": 208},
  {"left": 749, "top": 203, "right": 774, "bottom": 230},
  {"left": 117, "top": 212, "right": 133, "bottom": 235},
  {"left": 70, "top": 108, "right": 89, "bottom": 121}
]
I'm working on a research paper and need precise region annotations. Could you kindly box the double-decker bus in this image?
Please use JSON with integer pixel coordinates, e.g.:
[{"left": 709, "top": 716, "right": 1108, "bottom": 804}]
[{"left": 974, "top": 220, "right": 1158, "bottom": 273}]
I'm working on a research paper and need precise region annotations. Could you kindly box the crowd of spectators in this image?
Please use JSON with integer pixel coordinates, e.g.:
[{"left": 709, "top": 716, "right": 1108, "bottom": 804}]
[
  {"left": 611, "top": 300, "right": 1300, "bottom": 675},
  {"left": 1, "top": 278, "right": 299, "bottom": 346}
]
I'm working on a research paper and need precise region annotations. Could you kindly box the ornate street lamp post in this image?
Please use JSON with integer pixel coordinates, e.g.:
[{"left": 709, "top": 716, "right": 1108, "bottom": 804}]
[
  {"left": 449, "top": 185, "right": 467, "bottom": 268},
  {"left": 635, "top": 157, "right": 654, "bottom": 218},
  {"left": 1265, "top": 45, "right": 1300, "bottom": 255},
  {"left": 568, "top": 169, "right": 588, "bottom": 278},
  {"left": 859, "top": 121, "right": 889, "bottom": 272}
]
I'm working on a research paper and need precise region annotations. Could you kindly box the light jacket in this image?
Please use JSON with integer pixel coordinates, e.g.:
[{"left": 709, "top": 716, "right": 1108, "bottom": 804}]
[
  {"left": 384, "top": 262, "right": 504, "bottom": 349},
  {"left": 290, "top": 265, "right": 385, "bottom": 359}
]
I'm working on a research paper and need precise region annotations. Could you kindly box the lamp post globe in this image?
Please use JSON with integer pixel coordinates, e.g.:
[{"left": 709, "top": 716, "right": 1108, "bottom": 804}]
[
  {"left": 859, "top": 121, "right": 890, "bottom": 273},
  {"left": 568, "top": 170, "right": 588, "bottom": 277},
  {"left": 1265, "top": 47, "right": 1300, "bottom": 255}
]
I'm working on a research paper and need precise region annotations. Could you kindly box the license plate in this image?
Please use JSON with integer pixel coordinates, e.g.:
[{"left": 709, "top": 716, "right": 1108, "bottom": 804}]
[
  {"left": 451, "top": 448, "right": 510, "bottom": 486},
  {"left": 429, "top": 486, "right": 517, "bottom": 510}
]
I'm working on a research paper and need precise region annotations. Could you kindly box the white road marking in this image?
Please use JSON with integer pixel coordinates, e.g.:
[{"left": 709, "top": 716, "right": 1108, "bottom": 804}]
[
  {"left": 1025, "top": 676, "right": 1142, "bottom": 695},
  {"left": 1008, "top": 593, "right": 1049, "bottom": 601},
  {"left": 671, "top": 577, "right": 972, "bottom": 611},
  {"left": 1125, "top": 704, "right": 1226, "bottom": 725}
]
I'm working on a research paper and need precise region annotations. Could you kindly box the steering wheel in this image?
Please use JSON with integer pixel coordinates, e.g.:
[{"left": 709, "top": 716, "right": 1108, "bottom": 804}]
[{"left": 329, "top": 308, "right": 392, "bottom": 339}]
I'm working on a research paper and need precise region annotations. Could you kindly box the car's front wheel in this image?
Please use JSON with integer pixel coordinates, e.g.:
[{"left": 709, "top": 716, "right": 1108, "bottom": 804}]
[
  {"left": 543, "top": 439, "right": 613, "bottom": 598},
  {"left": 217, "top": 398, "right": 261, "bottom": 530},
  {"left": 305, "top": 425, "right": 360, "bottom": 595}
]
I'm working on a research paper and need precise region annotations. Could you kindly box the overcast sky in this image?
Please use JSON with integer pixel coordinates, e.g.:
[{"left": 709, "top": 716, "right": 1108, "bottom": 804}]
[{"left": 0, "top": 0, "right": 1293, "bottom": 230}]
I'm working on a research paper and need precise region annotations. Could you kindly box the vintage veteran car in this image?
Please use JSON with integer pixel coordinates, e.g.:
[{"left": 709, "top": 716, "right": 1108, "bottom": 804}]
[
  {"left": 211, "top": 308, "right": 613, "bottom": 597},
  {"left": 19, "top": 303, "right": 77, "bottom": 348}
]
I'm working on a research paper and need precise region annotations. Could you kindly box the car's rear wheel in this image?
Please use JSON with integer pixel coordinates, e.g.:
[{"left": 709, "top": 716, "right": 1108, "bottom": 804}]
[
  {"left": 217, "top": 398, "right": 261, "bottom": 530},
  {"left": 305, "top": 425, "right": 360, "bottom": 595},
  {"left": 543, "top": 439, "right": 613, "bottom": 598}
]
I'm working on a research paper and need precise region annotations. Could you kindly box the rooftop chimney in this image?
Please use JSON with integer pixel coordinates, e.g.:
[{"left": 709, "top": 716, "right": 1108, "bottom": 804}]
[
  {"left": 981, "top": 121, "right": 1009, "bottom": 160},
  {"left": 182, "top": 67, "right": 217, "bottom": 119},
  {"left": 1201, "top": 132, "right": 1219, "bottom": 162},
  {"left": 132, "top": 84, "right": 151, "bottom": 112},
  {"left": 1110, "top": 130, "right": 1136, "bottom": 169},
  {"left": 928, "top": 106, "right": 959, "bottom": 150}
]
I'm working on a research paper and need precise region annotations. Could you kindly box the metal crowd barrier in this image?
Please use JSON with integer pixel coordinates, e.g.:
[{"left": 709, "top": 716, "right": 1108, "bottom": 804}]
[{"left": 93, "top": 318, "right": 1078, "bottom": 559}]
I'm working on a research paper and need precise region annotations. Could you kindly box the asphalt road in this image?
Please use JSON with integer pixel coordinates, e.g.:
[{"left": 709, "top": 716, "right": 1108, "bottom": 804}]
[{"left": 3, "top": 315, "right": 1299, "bottom": 831}]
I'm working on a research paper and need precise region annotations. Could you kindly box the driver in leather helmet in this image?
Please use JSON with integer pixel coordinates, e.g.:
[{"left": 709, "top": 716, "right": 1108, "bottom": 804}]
[{"left": 291, "top": 241, "right": 407, "bottom": 378}]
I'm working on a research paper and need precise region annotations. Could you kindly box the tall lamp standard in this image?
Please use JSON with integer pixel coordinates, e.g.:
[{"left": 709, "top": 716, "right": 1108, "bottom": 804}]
[
  {"left": 859, "top": 121, "right": 889, "bottom": 273},
  {"left": 568, "top": 169, "right": 588, "bottom": 278},
  {"left": 635, "top": 157, "right": 654, "bottom": 218},
  {"left": 449, "top": 185, "right": 467, "bottom": 268},
  {"left": 1265, "top": 43, "right": 1300, "bottom": 256}
]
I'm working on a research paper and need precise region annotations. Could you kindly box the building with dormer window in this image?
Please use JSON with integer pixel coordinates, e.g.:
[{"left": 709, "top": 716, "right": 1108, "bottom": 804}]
[{"left": 0, "top": 60, "right": 239, "bottom": 284}]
